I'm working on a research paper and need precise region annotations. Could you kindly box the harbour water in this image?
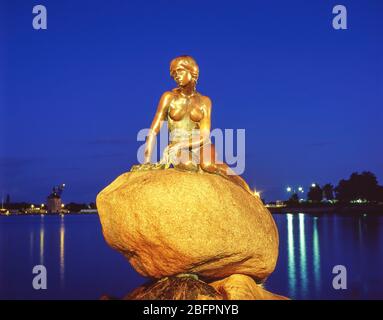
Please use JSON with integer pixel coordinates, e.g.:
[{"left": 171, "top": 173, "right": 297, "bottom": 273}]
[{"left": 0, "top": 213, "right": 382, "bottom": 299}]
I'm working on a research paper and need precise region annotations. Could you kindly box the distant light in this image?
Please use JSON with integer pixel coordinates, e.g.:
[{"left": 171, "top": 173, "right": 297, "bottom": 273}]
[
  {"left": 41, "top": 204, "right": 45, "bottom": 207},
  {"left": 286, "top": 187, "right": 292, "bottom": 192},
  {"left": 31, "top": 204, "right": 35, "bottom": 209},
  {"left": 61, "top": 204, "right": 65, "bottom": 208},
  {"left": 298, "top": 187, "right": 303, "bottom": 192},
  {"left": 311, "top": 183, "right": 316, "bottom": 188}
]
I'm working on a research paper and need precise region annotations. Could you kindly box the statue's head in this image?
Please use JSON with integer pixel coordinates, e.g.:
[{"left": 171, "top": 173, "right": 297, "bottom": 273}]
[{"left": 170, "top": 55, "right": 199, "bottom": 88}]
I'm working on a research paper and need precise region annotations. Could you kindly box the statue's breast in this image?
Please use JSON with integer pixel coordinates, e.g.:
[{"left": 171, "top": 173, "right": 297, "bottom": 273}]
[
  {"left": 168, "top": 99, "right": 187, "bottom": 121},
  {"left": 168, "top": 95, "right": 205, "bottom": 124},
  {"left": 189, "top": 104, "right": 204, "bottom": 122}
]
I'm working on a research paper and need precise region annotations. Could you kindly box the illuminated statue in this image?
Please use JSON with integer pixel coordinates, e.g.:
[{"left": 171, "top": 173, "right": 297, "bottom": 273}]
[{"left": 131, "top": 56, "right": 252, "bottom": 195}]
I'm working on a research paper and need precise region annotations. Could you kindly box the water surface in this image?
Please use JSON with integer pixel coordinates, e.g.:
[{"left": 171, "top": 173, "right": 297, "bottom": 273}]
[{"left": 0, "top": 213, "right": 382, "bottom": 299}]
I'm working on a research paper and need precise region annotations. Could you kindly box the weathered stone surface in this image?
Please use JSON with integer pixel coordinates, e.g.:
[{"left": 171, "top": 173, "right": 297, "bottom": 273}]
[
  {"left": 210, "top": 274, "right": 289, "bottom": 300},
  {"left": 96, "top": 169, "right": 279, "bottom": 281}
]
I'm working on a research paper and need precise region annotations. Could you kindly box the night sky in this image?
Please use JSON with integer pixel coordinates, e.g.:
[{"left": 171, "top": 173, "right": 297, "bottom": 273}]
[{"left": 0, "top": 0, "right": 382, "bottom": 203}]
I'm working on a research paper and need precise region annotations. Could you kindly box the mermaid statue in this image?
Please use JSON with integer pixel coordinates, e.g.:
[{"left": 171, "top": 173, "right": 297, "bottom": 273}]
[{"left": 131, "top": 55, "right": 253, "bottom": 195}]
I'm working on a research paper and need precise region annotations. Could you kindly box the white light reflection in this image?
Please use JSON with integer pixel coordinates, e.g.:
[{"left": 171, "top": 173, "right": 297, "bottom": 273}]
[
  {"left": 60, "top": 215, "right": 65, "bottom": 287},
  {"left": 39, "top": 216, "right": 44, "bottom": 265},
  {"left": 313, "top": 217, "right": 321, "bottom": 296},
  {"left": 299, "top": 213, "right": 308, "bottom": 296},
  {"left": 287, "top": 214, "right": 296, "bottom": 297}
]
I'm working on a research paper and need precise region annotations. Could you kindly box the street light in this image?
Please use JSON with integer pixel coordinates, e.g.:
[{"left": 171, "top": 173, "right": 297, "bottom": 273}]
[
  {"left": 311, "top": 183, "right": 316, "bottom": 188},
  {"left": 286, "top": 186, "right": 305, "bottom": 194}
]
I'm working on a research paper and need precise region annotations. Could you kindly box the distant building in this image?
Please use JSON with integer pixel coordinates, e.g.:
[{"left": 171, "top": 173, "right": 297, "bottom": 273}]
[
  {"left": 79, "top": 209, "right": 98, "bottom": 214},
  {"left": 47, "top": 193, "right": 62, "bottom": 213},
  {"left": 0, "top": 208, "right": 10, "bottom": 216},
  {"left": 46, "top": 184, "right": 65, "bottom": 213},
  {"left": 265, "top": 200, "right": 286, "bottom": 208}
]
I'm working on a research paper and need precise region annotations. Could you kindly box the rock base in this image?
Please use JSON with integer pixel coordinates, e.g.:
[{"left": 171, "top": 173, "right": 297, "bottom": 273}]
[
  {"left": 125, "top": 274, "right": 222, "bottom": 300},
  {"left": 96, "top": 169, "right": 279, "bottom": 281},
  {"left": 119, "top": 274, "right": 289, "bottom": 300}
]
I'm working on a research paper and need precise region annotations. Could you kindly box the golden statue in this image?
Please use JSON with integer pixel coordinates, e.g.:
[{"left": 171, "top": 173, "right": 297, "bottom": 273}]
[{"left": 131, "top": 55, "right": 253, "bottom": 195}]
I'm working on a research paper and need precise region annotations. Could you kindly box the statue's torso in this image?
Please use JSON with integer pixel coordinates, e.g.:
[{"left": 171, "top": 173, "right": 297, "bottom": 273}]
[{"left": 167, "top": 92, "right": 206, "bottom": 141}]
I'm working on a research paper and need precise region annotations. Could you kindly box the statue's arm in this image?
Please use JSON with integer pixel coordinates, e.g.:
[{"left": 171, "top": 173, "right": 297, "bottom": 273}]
[{"left": 144, "top": 92, "right": 172, "bottom": 163}]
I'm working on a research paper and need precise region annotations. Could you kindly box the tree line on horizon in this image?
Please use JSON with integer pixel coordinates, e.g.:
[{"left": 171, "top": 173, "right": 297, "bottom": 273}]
[
  {"left": 287, "top": 171, "right": 383, "bottom": 205},
  {"left": 2, "top": 200, "right": 97, "bottom": 212}
]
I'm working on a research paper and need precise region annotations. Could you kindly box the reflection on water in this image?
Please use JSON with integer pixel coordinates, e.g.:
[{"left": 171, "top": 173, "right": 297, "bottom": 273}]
[
  {"left": 298, "top": 213, "right": 308, "bottom": 296},
  {"left": 313, "top": 218, "right": 321, "bottom": 295},
  {"left": 0, "top": 215, "right": 146, "bottom": 299},
  {"left": 39, "top": 217, "right": 44, "bottom": 266},
  {"left": 35, "top": 215, "right": 65, "bottom": 288},
  {"left": 287, "top": 214, "right": 322, "bottom": 298},
  {"left": 29, "top": 230, "right": 34, "bottom": 260},
  {"left": 287, "top": 214, "right": 296, "bottom": 297},
  {"left": 267, "top": 212, "right": 383, "bottom": 300},
  {"left": 0, "top": 213, "right": 383, "bottom": 299},
  {"left": 60, "top": 216, "right": 65, "bottom": 287}
]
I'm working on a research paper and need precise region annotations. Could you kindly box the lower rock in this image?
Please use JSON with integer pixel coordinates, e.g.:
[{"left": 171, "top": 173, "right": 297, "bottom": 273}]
[
  {"left": 124, "top": 273, "right": 288, "bottom": 300},
  {"left": 124, "top": 274, "right": 222, "bottom": 300},
  {"left": 210, "top": 274, "right": 289, "bottom": 300}
]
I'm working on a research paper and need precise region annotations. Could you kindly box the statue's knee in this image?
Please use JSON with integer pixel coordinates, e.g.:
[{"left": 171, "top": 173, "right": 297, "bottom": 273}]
[{"left": 200, "top": 162, "right": 215, "bottom": 173}]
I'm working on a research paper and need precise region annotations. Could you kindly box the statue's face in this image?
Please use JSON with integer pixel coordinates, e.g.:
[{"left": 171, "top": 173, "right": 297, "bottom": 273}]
[{"left": 173, "top": 66, "right": 193, "bottom": 87}]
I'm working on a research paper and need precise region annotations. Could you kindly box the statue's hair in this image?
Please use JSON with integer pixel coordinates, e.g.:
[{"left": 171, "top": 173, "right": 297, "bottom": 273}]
[{"left": 170, "top": 55, "right": 199, "bottom": 82}]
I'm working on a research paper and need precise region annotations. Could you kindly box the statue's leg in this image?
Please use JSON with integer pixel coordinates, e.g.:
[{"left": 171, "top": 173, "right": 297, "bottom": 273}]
[
  {"left": 200, "top": 144, "right": 253, "bottom": 195},
  {"left": 173, "top": 147, "right": 198, "bottom": 172},
  {"left": 218, "top": 164, "right": 253, "bottom": 194}
]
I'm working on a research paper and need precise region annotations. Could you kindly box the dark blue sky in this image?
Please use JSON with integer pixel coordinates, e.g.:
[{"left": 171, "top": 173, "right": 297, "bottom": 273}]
[{"left": 0, "top": 0, "right": 382, "bottom": 203}]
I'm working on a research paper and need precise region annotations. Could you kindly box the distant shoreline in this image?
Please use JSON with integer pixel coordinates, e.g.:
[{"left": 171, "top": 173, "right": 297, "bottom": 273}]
[
  {"left": 268, "top": 204, "right": 383, "bottom": 214},
  {"left": 0, "top": 212, "right": 98, "bottom": 217},
  {"left": 2, "top": 205, "right": 383, "bottom": 217}
]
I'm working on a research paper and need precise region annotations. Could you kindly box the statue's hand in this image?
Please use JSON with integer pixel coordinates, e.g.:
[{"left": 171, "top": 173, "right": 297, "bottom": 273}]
[
  {"left": 131, "top": 162, "right": 167, "bottom": 172},
  {"left": 143, "top": 149, "right": 151, "bottom": 164},
  {"left": 161, "top": 145, "right": 171, "bottom": 164}
]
